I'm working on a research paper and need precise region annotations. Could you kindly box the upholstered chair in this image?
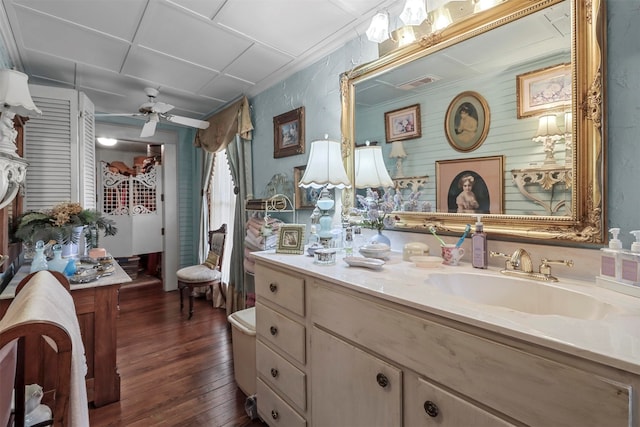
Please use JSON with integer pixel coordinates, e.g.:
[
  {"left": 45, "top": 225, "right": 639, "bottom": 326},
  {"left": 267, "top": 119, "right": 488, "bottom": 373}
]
[{"left": 177, "top": 224, "right": 227, "bottom": 319}]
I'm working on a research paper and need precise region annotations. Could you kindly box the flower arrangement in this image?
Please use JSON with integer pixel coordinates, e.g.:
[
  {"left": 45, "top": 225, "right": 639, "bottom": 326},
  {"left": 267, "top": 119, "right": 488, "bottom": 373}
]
[
  {"left": 14, "top": 202, "right": 117, "bottom": 248},
  {"left": 355, "top": 188, "right": 398, "bottom": 232}
]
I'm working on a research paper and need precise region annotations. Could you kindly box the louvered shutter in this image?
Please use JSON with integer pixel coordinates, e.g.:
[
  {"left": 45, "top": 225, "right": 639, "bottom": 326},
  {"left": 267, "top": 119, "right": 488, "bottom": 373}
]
[
  {"left": 24, "top": 85, "right": 95, "bottom": 211},
  {"left": 79, "top": 93, "right": 96, "bottom": 209}
]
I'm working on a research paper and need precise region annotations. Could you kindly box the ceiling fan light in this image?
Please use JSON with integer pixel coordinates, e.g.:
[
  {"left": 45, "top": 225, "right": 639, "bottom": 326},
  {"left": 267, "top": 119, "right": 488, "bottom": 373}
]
[
  {"left": 366, "top": 12, "right": 390, "bottom": 43},
  {"left": 97, "top": 137, "right": 118, "bottom": 146},
  {"left": 400, "top": 0, "right": 427, "bottom": 25}
]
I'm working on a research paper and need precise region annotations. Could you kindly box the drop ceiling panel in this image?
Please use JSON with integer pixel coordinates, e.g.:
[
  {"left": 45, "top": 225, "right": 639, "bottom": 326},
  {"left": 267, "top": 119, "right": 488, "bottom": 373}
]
[
  {"left": 21, "top": 50, "right": 77, "bottom": 87},
  {"left": 168, "top": 0, "right": 226, "bottom": 19},
  {"left": 137, "top": 1, "right": 253, "bottom": 71},
  {"left": 200, "top": 74, "right": 254, "bottom": 103},
  {"left": 13, "top": 6, "right": 130, "bottom": 71},
  {"left": 225, "top": 44, "right": 292, "bottom": 84},
  {"left": 122, "top": 47, "right": 218, "bottom": 92},
  {"left": 10, "top": 0, "right": 147, "bottom": 40},
  {"left": 215, "top": 1, "right": 357, "bottom": 57}
]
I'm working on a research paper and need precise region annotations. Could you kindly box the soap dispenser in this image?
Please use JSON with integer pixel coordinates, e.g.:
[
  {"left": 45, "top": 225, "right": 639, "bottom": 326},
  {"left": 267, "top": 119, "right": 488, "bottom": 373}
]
[
  {"left": 630, "top": 231, "right": 640, "bottom": 253},
  {"left": 471, "top": 214, "right": 488, "bottom": 269},
  {"left": 600, "top": 228, "right": 622, "bottom": 279}
]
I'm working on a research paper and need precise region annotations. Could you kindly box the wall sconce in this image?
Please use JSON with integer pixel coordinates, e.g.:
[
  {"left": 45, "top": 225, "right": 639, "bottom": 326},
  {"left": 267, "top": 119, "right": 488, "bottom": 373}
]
[
  {"left": 532, "top": 114, "right": 563, "bottom": 167},
  {"left": 389, "top": 141, "right": 407, "bottom": 178},
  {"left": 366, "top": 12, "right": 390, "bottom": 43},
  {"left": 399, "top": 0, "right": 428, "bottom": 25},
  {"left": 0, "top": 69, "right": 41, "bottom": 209},
  {"left": 299, "top": 135, "right": 351, "bottom": 245}
]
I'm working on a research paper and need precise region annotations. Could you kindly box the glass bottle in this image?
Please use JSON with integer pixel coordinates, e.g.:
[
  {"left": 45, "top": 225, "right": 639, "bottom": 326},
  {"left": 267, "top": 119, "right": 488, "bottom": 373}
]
[
  {"left": 344, "top": 226, "right": 353, "bottom": 256},
  {"left": 30, "top": 240, "right": 48, "bottom": 273},
  {"left": 48, "top": 244, "right": 68, "bottom": 273}
]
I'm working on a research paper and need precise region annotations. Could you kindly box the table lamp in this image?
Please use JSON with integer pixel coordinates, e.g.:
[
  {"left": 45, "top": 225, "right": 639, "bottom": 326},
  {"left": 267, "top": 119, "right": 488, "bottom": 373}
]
[
  {"left": 0, "top": 69, "right": 41, "bottom": 209},
  {"left": 299, "top": 135, "right": 351, "bottom": 246}
]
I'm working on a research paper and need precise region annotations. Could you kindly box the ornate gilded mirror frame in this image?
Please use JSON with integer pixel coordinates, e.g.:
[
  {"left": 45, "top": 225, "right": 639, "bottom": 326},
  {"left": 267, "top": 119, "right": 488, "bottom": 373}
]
[{"left": 340, "top": 0, "right": 606, "bottom": 245}]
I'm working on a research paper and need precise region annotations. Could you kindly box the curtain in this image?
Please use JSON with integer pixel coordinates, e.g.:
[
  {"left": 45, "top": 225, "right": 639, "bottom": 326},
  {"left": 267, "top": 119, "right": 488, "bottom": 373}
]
[
  {"left": 195, "top": 96, "right": 253, "bottom": 315},
  {"left": 209, "top": 149, "right": 236, "bottom": 308},
  {"left": 199, "top": 152, "right": 214, "bottom": 262}
]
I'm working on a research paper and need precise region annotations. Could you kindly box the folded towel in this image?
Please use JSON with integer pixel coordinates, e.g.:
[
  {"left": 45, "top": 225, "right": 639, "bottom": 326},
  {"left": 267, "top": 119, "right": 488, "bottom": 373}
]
[{"left": 0, "top": 271, "right": 89, "bottom": 427}]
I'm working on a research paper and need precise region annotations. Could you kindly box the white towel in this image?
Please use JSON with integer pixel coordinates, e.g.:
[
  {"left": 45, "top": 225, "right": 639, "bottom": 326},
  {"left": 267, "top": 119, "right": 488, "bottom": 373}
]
[{"left": 0, "top": 271, "right": 89, "bottom": 427}]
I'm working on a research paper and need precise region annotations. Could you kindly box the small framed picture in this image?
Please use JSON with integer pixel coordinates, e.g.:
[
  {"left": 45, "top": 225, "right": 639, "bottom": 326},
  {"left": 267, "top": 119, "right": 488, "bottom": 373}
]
[
  {"left": 384, "top": 104, "right": 421, "bottom": 142},
  {"left": 516, "top": 63, "right": 571, "bottom": 118},
  {"left": 294, "top": 165, "right": 320, "bottom": 209},
  {"left": 276, "top": 224, "right": 306, "bottom": 254},
  {"left": 436, "top": 156, "right": 504, "bottom": 214},
  {"left": 274, "top": 107, "right": 305, "bottom": 158},
  {"left": 444, "top": 91, "right": 490, "bottom": 152}
]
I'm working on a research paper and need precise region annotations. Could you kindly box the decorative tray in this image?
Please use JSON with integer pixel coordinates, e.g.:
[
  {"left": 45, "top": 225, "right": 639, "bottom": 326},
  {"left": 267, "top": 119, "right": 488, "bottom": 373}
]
[
  {"left": 343, "top": 256, "right": 385, "bottom": 270},
  {"left": 69, "top": 269, "right": 100, "bottom": 284}
]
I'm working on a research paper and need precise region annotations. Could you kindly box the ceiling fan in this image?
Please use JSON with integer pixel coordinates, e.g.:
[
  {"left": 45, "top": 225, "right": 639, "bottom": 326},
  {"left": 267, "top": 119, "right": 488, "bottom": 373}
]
[{"left": 97, "top": 87, "right": 210, "bottom": 137}]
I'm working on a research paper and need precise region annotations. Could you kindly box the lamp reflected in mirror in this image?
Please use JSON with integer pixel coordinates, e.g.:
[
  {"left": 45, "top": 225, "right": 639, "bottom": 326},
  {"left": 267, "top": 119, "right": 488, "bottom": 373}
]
[{"left": 532, "top": 114, "right": 563, "bottom": 167}]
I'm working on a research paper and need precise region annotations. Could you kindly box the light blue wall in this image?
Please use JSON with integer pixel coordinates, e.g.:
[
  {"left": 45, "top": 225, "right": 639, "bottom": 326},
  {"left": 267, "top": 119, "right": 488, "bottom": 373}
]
[{"left": 250, "top": 0, "right": 638, "bottom": 248}]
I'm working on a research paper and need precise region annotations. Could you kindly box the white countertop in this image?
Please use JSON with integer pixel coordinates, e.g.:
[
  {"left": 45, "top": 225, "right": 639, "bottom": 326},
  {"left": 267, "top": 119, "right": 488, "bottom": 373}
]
[
  {"left": 1, "top": 260, "right": 132, "bottom": 299},
  {"left": 254, "top": 249, "right": 640, "bottom": 375}
]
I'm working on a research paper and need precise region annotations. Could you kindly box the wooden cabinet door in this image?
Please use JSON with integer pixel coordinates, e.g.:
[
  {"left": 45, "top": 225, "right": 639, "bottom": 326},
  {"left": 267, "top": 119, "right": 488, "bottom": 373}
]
[{"left": 311, "top": 327, "right": 402, "bottom": 427}]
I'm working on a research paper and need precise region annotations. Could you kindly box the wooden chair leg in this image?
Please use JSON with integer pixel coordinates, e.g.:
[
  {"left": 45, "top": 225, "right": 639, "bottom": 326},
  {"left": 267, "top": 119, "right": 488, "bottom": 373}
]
[
  {"left": 178, "top": 284, "right": 184, "bottom": 311},
  {"left": 188, "top": 288, "right": 194, "bottom": 320}
]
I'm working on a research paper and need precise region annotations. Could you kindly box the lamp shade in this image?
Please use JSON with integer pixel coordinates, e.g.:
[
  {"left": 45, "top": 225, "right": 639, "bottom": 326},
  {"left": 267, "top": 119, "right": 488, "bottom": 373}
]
[
  {"left": 366, "top": 12, "right": 390, "bottom": 43},
  {"left": 532, "top": 115, "right": 563, "bottom": 142},
  {"left": 299, "top": 137, "right": 351, "bottom": 189},
  {"left": 389, "top": 141, "right": 407, "bottom": 158},
  {"left": 0, "top": 69, "right": 41, "bottom": 116},
  {"left": 355, "top": 145, "right": 394, "bottom": 189},
  {"left": 400, "top": 0, "right": 427, "bottom": 25}
]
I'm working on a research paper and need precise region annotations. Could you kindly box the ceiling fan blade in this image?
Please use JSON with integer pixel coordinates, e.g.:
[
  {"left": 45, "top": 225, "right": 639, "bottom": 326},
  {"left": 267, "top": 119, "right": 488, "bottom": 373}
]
[
  {"left": 140, "top": 113, "right": 159, "bottom": 137},
  {"left": 164, "top": 114, "right": 210, "bottom": 129},
  {"left": 151, "top": 102, "right": 174, "bottom": 114},
  {"left": 95, "top": 113, "right": 144, "bottom": 118}
]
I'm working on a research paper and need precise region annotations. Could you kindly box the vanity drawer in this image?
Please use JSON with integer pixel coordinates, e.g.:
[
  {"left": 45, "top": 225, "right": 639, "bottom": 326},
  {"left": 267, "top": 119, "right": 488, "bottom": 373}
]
[
  {"left": 257, "top": 378, "right": 306, "bottom": 427},
  {"left": 256, "top": 263, "right": 305, "bottom": 317},
  {"left": 404, "top": 372, "right": 516, "bottom": 426},
  {"left": 257, "top": 340, "right": 306, "bottom": 411},
  {"left": 256, "top": 302, "right": 306, "bottom": 364},
  {"left": 311, "top": 282, "right": 631, "bottom": 427}
]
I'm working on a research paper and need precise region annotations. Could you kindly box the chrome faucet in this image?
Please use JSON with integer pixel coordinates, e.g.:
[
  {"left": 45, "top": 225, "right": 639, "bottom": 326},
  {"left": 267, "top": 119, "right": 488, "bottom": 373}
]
[{"left": 490, "top": 249, "right": 573, "bottom": 282}]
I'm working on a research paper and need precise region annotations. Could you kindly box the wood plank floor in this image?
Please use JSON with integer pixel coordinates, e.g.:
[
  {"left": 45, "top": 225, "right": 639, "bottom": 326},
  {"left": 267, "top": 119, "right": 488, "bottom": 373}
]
[{"left": 89, "top": 279, "right": 266, "bottom": 427}]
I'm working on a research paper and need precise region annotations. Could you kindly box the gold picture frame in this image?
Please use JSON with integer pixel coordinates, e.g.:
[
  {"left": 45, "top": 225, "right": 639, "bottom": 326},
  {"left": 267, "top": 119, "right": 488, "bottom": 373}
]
[
  {"left": 516, "top": 63, "right": 571, "bottom": 118},
  {"left": 273, "top": 107, "right": 305, "bottom": 158},
  {"left": 384, "top": 104, "right": 421, "bottom": 142},
  {"left": 436, "top": 156, "right": 504, "bottom": 214},
  {"left": 444, "top": 91, "right": 490, "bottom": 153},
  {"left": 276, "top": 224, "right": 306, "bottom": 254}
]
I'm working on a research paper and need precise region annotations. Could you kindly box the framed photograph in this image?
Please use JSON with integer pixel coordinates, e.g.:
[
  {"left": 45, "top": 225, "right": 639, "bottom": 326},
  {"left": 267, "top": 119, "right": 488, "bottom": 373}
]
[
  {"left": 274, "top": 107, "right": 305, "bottom": 158},
  {"left": 516, "top": 63, "right": 571, "bottom": 118},
  {"left": 436, "top": 156, "right": 504, "bottom": 214},
  {"left": 294, "top": 165, "right": 321, "bottom": 209},
  {"left": 276, "top": 224, "right": 306, "bottom": 254},
  {"left": 444, "top": 91, "right": 490, "bottom": 152},
  {"left": 384, "top": 104, "right": 421, "bottom": 142}
]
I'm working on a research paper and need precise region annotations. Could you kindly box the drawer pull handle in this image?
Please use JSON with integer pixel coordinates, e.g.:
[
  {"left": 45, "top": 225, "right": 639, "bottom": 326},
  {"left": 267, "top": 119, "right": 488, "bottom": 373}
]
[
  {"left": 271, "top": 368, "right": 279, "bottom": 378},
  {"left": 376, "top": 373, "right": 389, "bottom": 388},
  {"left": 271, "top": 410, "right": 279, "bottom": 420},
  {"left": 424, "top": 401, "right": 439, "bottom": 418},
  {"left": 270, "top": 326, "right": 278, "bottom": 336},
  {"left": 269, "top": 283, "right": 278, "bottom": 292}
]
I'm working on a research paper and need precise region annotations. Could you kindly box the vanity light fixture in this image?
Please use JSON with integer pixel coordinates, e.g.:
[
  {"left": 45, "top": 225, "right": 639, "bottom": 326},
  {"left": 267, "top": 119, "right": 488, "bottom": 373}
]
[
  {"left": 355, "top": 142, "right": 394, "bottom": 189},
  {"left": 400, "top": 0, "right": 427, "bottom": 25},
  {"left": 97, "top": 137, "right": 118, "bottom": 147},
  {"left": 366, "top": 11, "right": 390, "bottom": 43},
  {"left": 299, "top": 135, "right": 351, "bottom": 244},
  {"left": 431, "top": 6, "right": 453, "bottom": 31},
  {"left": 0, "top": 69, "right": 41, "bottom": 209},
  {"left": 532, "top": 114, "right": 563, "bottom": 166}
]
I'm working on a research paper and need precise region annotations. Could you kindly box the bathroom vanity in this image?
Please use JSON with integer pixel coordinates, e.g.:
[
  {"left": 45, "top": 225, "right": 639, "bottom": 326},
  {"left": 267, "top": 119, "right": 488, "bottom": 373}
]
[{"left": 254, "top": 250, "right": 640, "bottom": 426}]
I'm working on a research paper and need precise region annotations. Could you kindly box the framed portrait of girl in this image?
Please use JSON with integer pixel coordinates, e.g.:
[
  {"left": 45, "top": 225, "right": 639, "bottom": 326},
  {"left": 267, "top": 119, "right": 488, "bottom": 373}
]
[{"left": 444, "top": 91, "right": 490, "bottom": 152}]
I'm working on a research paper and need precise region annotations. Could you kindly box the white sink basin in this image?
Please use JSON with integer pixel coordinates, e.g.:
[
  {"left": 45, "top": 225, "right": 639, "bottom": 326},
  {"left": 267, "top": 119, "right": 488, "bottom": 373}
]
[{"left": 426, "top": 273, "right": 619, "bottom": 320}]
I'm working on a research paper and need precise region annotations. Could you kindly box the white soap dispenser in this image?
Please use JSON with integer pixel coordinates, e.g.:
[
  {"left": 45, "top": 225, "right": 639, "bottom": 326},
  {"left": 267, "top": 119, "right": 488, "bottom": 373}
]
[
  {"left": 630, "top": 231, "right": 640, "bottom": 253},
  {"left": 609, "top": 227, "right": 622, "bottom": 250}
]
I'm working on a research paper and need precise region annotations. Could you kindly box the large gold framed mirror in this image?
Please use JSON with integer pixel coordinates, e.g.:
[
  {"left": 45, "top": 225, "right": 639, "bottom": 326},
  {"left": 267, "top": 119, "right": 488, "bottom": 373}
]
[{"left": 340, "top": 0, "right": 605, "bottom": 244}]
